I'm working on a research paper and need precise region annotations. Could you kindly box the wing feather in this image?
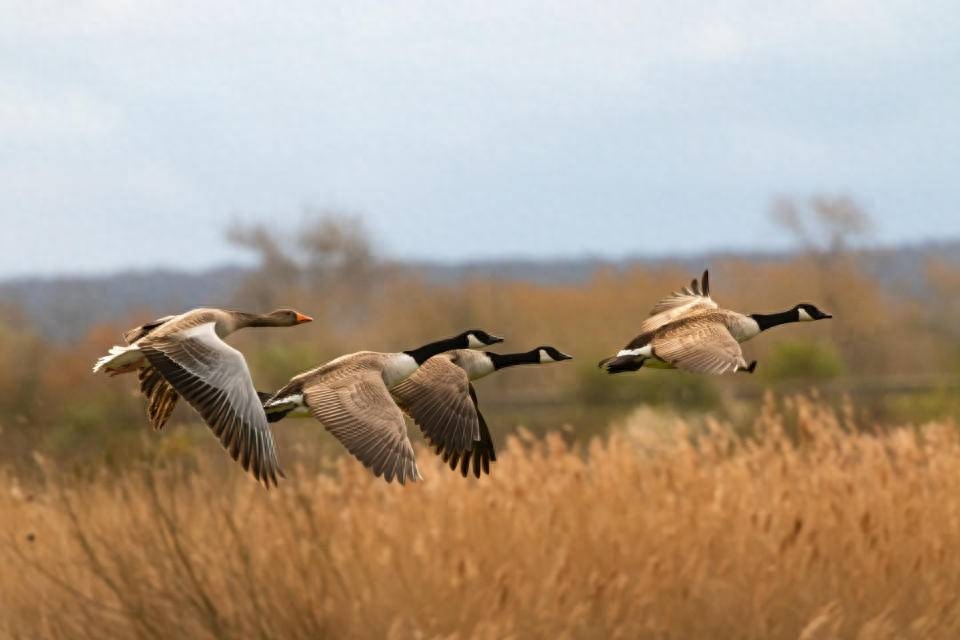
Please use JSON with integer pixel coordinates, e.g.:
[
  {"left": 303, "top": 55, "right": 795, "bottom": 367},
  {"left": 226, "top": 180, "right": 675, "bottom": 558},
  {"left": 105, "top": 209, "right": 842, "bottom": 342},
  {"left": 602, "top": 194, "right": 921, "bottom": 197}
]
[
  {"left": 303, "top": 370, "right": 421, "bottom": 485},
  {"left": 443, "top": 384, "right": 496, "bottom": 478},
  {"left": 651, "top": 317, "right": 748, "bottom": 375},
  {"left": 123, "top": 315, "right": 176, "bottom": 344},
  {"left": 137, "top": 365, "right": 180, "bottom": 430},
  {"left": 638, "top": 270, "right": 718, "bottom": 334},
  {"left": 391, "top": 356, "right": 481, "bottom": 455},
  {"left": 138, "top": 323, "right": 284, "bottom": 486}
]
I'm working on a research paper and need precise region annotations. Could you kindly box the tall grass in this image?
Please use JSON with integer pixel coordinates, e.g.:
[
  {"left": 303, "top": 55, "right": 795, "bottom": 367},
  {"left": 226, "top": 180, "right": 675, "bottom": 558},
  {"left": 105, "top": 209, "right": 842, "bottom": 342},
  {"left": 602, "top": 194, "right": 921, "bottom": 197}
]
[{"left": 3, "top": 397, "right": 960, "bottom": 639}]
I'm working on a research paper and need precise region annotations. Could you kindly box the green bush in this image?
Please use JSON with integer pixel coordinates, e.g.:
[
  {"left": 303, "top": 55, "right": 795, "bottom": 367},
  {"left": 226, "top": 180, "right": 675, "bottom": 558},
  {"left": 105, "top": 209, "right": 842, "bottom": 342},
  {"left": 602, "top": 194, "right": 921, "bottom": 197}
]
[{"left": 763, "top": 341, "right": 844, "bottom": 382}]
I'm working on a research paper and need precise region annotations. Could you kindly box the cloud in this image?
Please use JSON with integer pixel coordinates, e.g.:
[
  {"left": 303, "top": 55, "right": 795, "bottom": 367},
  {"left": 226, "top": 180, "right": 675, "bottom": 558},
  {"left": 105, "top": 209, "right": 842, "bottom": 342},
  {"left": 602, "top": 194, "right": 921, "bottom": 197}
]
[{"left": 0, "top": 1, "right": 958, "bottom": 275}]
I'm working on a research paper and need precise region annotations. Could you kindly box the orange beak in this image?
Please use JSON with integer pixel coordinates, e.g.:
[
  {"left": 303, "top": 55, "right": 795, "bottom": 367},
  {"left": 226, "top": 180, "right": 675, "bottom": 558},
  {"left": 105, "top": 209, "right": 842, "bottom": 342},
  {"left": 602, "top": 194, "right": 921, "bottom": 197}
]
[{"left": 295, "top": 312, "right": 313, "bottom": 324}]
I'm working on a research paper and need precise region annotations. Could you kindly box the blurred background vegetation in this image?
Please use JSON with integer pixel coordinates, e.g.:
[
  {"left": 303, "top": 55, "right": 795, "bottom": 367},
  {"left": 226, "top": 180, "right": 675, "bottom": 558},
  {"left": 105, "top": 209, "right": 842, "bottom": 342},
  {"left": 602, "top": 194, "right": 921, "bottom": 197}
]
[{"left": 1, "top": 195, "right": 959, "bottom": 480}]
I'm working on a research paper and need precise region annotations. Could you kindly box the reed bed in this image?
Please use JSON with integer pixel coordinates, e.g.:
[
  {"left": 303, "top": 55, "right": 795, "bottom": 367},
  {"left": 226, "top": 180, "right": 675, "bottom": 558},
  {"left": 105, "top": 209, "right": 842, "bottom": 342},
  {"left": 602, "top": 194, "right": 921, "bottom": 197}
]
[{"left": 2, "top": 397, "right": 960, "bottom": 639}]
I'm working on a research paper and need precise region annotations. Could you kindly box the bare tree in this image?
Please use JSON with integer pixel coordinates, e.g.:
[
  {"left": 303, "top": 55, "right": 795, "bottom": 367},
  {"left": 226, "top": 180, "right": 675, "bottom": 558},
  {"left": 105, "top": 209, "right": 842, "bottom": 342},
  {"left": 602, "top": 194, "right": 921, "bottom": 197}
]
[
  {"left": 771, "top": 195, "right": 873, "bottom": 255},
  {"left": 298, "top": 212, "right": 376, "bottom": 292},
  {"left": 226, "top": 210, "right": 379, "bottom": 318},
  {"left": 770, "top": 194, "right": 876, "bottom": 370},
  {"left": 226, "top": 222, "right": 302, "bottom": 309}
]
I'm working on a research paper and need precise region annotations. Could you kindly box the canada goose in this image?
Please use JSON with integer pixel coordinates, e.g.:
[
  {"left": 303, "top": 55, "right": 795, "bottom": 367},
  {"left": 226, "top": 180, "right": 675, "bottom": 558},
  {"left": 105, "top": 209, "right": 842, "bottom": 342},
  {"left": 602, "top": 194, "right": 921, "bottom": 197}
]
[
  {"left": 93, "top": 308, "right": 313, "bottom": 486},
  {"left": 262, "top": 329, "right": 505, "bottom": 484},
  {"left": 599, "top": 270, "right": 831, "bottom": 375},
  {"left": 391, "top": 346, "right": 573, "bottom": 478}
]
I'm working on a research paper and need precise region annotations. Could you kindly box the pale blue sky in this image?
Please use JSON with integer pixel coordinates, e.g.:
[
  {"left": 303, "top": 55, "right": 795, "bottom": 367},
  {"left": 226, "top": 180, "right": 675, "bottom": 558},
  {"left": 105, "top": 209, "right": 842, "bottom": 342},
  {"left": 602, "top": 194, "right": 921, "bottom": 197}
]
[{"left": 1, "top": 1, "right": 958, "bottom": 277}]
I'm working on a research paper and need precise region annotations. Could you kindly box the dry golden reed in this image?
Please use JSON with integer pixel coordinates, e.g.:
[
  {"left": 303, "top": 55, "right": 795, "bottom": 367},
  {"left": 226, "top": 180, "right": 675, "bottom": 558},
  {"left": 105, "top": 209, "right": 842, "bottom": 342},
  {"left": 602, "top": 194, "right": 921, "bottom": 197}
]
[{"left": 3, "top": 397, "right": 960, "bottom": 639}]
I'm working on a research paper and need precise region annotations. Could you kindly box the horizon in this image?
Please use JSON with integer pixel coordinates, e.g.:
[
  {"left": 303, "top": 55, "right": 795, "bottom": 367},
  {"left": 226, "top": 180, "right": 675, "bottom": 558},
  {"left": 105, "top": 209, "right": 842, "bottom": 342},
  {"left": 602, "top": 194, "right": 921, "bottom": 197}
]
[{"left": 2, "top": 232, "right": 959, "bottom": 283}]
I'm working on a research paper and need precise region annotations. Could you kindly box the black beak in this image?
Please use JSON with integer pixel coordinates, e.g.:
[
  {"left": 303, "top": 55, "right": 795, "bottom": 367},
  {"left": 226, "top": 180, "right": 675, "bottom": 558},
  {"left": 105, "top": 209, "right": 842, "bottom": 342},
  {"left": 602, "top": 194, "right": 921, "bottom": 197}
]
[
  {"left": 488, "top": 334, "right": 505, "bottom": 345},
  {"left": 820, "top": 312, "right": 833, "bottom": 319},
  {"left": 557, "top": 352, "right": 574, "bottom": 361}
]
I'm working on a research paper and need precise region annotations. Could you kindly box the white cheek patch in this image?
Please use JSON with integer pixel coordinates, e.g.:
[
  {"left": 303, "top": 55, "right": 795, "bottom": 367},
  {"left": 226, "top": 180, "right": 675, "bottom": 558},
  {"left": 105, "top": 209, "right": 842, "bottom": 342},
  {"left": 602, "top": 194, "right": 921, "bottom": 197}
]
[
  {"left": 798, "top": 308, "right": 813, "bottom": 322},
  {"left": 539, "top": 349, "right": 550, "bottom": 363},
  {"left": 467, "top": 334, "right": 484, "bottom": 349}
]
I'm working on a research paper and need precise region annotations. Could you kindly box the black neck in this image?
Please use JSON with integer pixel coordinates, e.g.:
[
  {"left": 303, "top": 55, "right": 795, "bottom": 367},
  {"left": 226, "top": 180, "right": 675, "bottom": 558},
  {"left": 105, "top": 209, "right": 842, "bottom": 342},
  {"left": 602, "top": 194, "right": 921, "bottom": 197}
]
[
  {"left": 487, "top": 350, "right": 540, "bottom": 370},
  {"left": 750, "top": 309, "right": 800, "bottom": 332},
  {"left": 404, "top": 335, "right": 466, "bottom": 365}
]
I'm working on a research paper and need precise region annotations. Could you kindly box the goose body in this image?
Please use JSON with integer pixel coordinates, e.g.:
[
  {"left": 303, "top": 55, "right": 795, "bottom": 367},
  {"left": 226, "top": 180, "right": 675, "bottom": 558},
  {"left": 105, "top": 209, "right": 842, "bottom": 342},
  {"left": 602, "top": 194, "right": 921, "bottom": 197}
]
[
  {"left": 599, "top": 271, "right": 831, "bottom": 375},
  {"left": 263, "top": 330, "right": 504, "bottom": 485},
  {"left": 391, "top": 346, "right": 573, "bottom": 478},
  {"left": 93, "top": 307, "right": 313, "bottom": 486}
]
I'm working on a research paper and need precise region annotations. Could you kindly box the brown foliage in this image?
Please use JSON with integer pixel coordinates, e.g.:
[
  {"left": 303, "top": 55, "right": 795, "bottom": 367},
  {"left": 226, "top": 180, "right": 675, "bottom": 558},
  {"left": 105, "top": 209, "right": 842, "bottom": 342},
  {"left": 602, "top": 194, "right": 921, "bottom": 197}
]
[{"left": 2, "top": 251, "right": 959, "bottom": 471}]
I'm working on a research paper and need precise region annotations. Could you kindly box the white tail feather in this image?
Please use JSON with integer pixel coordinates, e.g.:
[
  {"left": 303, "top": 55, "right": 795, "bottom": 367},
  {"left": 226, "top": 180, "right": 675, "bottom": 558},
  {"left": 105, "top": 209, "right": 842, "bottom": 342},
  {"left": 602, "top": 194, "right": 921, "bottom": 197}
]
[
  {"left": 264, "top": 393, "right": 305, "bottom": 411},
  {"left": 92, "top": 344, "right": 143, "bottom": 373}
]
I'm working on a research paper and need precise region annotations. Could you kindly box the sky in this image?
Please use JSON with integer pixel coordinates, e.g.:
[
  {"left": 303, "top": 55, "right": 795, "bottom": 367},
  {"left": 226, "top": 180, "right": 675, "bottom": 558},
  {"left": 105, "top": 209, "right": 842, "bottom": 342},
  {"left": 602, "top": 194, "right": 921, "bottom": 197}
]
[{"left": 1, "top": 1, "right": 958, "bottom": 278}]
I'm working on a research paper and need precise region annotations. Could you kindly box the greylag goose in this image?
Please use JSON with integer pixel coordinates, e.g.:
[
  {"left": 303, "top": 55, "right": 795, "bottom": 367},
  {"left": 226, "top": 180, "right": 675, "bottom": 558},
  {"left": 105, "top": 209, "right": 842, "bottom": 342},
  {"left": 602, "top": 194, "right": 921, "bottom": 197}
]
[{"left": 93, "top": 308, "right": 313, "bottom": 486}]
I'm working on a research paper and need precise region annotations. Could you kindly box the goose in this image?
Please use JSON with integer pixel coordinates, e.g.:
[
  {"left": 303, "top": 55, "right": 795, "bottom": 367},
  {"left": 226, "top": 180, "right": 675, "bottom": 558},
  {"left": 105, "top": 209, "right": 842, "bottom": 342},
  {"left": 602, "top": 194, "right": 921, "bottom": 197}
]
[
  {"left": 93, "top": 308, "right": 313, "bottom": 486},
  {"left": 262, "top": 329, "right": 505, "bottom": 484},
  {"left": 598, "top": 270, "right": 831, "bottom": 375},
  {"left": 390, "top": 346, "right": 573, "bottom": 479}
]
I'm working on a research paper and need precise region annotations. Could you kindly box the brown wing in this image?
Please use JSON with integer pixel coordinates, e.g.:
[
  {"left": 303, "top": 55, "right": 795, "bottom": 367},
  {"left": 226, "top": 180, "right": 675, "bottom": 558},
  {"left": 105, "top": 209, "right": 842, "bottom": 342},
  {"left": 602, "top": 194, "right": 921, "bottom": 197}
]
[
  {"left": 123, "top": 315, "right": 176, "bottom": 344},
  {"left": 391, "top": 355, "right": 480, "bottom": 456},
  {"left": 639, "top": 270, "right": 718, "bottom": 334},
  {"left": 651, "top": 317, "right": 748, "bottom": 375},
  {"left": 137, "top": 366, "right": 180, "bottom": 430},
  {"left": 138, "top": 322, "right": 284, "bottom": 487},
  {"left": 443, "top": 384, "right": 496, "bottom": 478},
  {"left": 303, "top": 368, "right": 421, "bottom": 485}
]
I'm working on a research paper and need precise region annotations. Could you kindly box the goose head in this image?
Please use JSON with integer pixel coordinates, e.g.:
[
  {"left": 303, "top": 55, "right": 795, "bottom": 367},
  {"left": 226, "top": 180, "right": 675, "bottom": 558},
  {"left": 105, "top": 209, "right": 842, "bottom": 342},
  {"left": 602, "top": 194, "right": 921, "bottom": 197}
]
[
  {"left": 462, "top": 329, "right": 505, "bottom": 349},
  {"left": 535, "top": 346, "right": 574, "bottom": 363},
  {"left": 264, "top": 308, "right": 314, "bottom": 326},
  {"left": 793, "top": 303, "right": 832, "bottom": 322}
]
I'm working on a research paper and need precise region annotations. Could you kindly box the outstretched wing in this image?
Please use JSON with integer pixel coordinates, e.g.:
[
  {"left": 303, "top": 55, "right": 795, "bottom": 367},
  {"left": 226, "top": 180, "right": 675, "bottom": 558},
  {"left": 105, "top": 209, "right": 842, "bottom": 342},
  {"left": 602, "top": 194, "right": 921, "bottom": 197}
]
[
  {"left": 304, "top": 369, "right": 421, "bottom": 485},
  {"left": 639, "top": 270, "right": 718, "bottom": 334},
  {"left": 651, "top": 318, "right": 748, "bottom": 375},
  {"left": 443, "top": 384, "right": 497, "bottom": 478},
  {"left": 139, "top": 323, "right": 284, "bottom": 486},
  {"left": 391, "top": 355, "right": 480, "bottom": 456},
  {"left": 137, "top": 365, "right": 180, "bottom": 430}
]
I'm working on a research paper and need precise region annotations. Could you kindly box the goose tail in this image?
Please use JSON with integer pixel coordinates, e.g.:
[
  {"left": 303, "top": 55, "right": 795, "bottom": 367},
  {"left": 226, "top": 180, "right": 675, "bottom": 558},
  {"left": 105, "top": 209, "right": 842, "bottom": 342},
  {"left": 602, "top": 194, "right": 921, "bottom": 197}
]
[
  {"left": 92, "top": 344, "right": 143, "bottom": 375},
  {"left": 598, "top": 354, "right": 645, "bottom": 374},
  {"left": 261, "top": 387, "right": 304, "bottom": 423}
]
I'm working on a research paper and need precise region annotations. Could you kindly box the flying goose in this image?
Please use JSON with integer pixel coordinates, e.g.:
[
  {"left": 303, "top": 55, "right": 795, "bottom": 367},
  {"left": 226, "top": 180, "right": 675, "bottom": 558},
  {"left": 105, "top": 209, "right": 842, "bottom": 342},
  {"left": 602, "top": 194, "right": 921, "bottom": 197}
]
[
  {"left": 390, "top": 346, "right": 573, "bottom": 478},
  {"left": 93, "top": 308, "right": 313, "bottom": 486},
  {"left": 599, "top": 270, "right": 831, "bottom": 375},
  {"left": 262, "top": 329, "right": 505, "bottom": 484}
]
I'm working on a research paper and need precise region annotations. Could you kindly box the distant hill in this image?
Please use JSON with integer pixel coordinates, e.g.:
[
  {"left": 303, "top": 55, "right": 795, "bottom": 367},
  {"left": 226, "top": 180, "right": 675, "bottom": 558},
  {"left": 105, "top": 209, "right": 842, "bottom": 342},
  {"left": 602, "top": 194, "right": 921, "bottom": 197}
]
[
  {"left": 410, "top": 240, "right": 960, "bottom": 289},
  {"left": 0, "top": 267, "right": 246, "bottom": 341},
  {"left": 2, "top": 241, "right": 958, "bottom": 341}
]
